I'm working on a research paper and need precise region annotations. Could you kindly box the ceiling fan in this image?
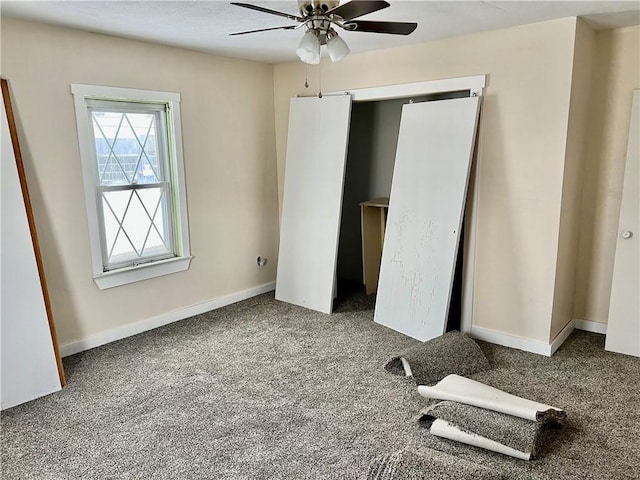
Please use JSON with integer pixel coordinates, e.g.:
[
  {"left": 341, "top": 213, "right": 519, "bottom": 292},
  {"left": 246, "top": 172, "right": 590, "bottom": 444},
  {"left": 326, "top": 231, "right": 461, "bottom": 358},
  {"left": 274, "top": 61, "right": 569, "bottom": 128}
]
[{"left": 230, "top": 0, "right": 418, "bottom": 64}]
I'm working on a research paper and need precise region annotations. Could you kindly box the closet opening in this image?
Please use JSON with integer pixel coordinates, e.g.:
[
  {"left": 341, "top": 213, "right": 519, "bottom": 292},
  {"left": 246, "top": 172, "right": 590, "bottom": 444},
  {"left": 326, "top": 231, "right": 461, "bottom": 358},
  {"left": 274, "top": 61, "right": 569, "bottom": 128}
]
[
  {"left": 335, "top": 89, "right": 470, "bottom": 331},
  {"left": 275, "top": 74, "right": 484, "bottom": 331}
]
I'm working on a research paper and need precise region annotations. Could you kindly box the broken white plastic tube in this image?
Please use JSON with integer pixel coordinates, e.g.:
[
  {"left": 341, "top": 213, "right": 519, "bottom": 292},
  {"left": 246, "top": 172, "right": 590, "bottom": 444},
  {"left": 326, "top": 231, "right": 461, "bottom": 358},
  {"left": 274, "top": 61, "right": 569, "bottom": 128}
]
[
  {"left": 400, "top": 357, "right": 413, "bottom": 377},
  {"left": 417, "top": 374, "right": 565, "bottom": 421},
  {"left": 430, "top": 419, "right": 531, "bottom": 460}
]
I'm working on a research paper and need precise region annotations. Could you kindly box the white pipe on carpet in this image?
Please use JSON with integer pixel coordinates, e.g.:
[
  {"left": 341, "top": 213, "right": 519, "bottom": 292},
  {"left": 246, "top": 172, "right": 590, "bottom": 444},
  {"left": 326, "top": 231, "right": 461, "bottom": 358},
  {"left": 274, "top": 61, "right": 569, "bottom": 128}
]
[{"left": 430, "top": 419, "right": 532, "bottom": 460}]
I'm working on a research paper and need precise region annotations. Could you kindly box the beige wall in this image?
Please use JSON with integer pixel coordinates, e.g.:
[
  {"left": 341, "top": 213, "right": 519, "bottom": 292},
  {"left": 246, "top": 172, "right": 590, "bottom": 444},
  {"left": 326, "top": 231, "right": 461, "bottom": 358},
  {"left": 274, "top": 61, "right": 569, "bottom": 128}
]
[
  {"left": 4, "top": 14, "right": 632, "bottom": 351},
  {"left": 550, "top": 19, "right": 596, "bottom": 340},
  {"left": 274, "top": 18, "right": 578, "bottom": 343},
  {"left": 1, "top": 18, "right": 280, "bottom": 345},
  {"left": 574, "top": 25, "right": 640, "bottom": 325}
]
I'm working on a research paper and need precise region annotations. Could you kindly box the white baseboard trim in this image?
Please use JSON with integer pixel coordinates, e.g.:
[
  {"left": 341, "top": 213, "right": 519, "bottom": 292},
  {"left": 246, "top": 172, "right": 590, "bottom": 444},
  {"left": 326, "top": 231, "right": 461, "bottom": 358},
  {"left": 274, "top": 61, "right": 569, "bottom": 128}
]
[
  {"left": 549, "top": 320, "right": 575, "bottom": 356},
  {"left": 60, "top": 282, "right": 276, "bottom": 357},
  {"left": 470, "top": 326, "right": 553, "bottom": 356},
  {"left": 470, "top": 321, "right": 575, "bottom": 357},
  {"left": 574, "top": 318, "right": 607, "bottom": 335}
]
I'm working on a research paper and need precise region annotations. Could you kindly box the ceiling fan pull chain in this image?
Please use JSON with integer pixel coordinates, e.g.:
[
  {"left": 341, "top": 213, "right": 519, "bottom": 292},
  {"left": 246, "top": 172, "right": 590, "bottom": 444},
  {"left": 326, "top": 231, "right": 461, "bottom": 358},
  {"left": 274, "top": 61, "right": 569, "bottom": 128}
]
[
  {"left": 305, "top": 64, "right": 309, "bottom": 89},
  {"left": 318, "top": 63, "right": 323, "bottom": 98}
]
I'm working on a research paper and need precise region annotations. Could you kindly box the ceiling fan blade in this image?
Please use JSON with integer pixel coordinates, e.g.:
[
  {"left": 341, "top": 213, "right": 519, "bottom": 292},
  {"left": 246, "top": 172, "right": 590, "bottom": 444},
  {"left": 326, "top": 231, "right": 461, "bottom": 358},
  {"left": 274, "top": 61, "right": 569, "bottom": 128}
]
[
  {"left": 230, "top": 2, "right": 303, "bottom": 23},
  {"left": 327, "top": 0, "right": 390, "bottom": 21},
  {"left": 229, "top": 25, "right": 299, "bottom": 36},
  {"left": 346, "top": 20, "right": 418, "bottom": 35}
]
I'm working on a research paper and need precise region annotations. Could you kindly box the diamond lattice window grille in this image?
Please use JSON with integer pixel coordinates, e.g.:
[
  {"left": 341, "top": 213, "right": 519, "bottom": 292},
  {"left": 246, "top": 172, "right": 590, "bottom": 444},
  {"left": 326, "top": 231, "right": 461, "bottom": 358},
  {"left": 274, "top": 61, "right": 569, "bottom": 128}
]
[
  {"left": 101, "top": 187, "right": 171, "bottom": 266},
  {"left": 92, "top": 111, "right": 162, "bottom": 186},
  {"left": 89, "top": 105, "right": 175, "bottom": 270}
]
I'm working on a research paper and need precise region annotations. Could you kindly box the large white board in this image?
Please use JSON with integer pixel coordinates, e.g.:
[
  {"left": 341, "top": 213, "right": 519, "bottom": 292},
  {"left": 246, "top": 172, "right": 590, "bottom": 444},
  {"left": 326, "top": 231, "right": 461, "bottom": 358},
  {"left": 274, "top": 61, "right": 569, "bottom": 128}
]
[
  {"left": 1, "top": 90, "right": 61, "bottom": 409},
  {"left": 375, "top": 97, "right": 480, "bottom": 341},
  {"left": 606, "top": 90, "right": 639, "bottom": 357},
  {"left": 275, "top": 96, "right": 352, "bottom": 313}
]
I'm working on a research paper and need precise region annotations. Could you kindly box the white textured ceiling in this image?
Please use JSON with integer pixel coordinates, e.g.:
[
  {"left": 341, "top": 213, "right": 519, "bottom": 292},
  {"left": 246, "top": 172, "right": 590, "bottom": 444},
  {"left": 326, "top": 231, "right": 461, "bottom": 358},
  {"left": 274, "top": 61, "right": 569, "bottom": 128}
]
[{"left": 2, "top": 1, "right": 639, "bottom": 63}]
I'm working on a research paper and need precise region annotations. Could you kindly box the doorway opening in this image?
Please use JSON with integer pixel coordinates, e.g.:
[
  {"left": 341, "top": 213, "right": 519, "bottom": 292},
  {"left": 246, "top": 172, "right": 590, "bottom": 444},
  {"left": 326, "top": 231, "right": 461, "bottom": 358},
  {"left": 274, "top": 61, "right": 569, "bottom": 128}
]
[
  {"left": 275, "top": 74, "right": 485, "bottom": 334},
  {"left": 335, "top": 90, "right": 471, "bottom": 332}
]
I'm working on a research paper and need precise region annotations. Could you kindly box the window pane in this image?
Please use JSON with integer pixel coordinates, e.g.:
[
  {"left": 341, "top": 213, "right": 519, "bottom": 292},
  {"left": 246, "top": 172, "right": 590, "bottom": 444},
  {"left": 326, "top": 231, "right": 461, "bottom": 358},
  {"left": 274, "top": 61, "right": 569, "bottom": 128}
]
[
  {"left": 92, "top": 111, "right": 161, "bottom": 186},
  {"left": 137, "top": 188, "right": 171, "bottom": 255},
  {"left": 102, "top": 187, "right": 171, "bottom": 267}
]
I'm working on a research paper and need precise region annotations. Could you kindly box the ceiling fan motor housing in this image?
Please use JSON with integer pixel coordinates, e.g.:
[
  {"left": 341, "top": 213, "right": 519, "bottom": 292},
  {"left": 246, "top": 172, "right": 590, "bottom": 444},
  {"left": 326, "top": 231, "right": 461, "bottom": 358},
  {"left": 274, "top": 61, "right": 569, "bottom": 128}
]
[{"left": 298, "top": 0, "right": 339, "bottom": 16}]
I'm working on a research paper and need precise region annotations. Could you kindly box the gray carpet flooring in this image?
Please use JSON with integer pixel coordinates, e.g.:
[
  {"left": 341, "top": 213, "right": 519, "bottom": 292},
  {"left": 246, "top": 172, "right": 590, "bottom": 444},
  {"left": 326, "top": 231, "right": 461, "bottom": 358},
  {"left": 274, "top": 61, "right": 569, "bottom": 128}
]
[{"left": 2, "top": 291, "right": 639, "bottom": 479}]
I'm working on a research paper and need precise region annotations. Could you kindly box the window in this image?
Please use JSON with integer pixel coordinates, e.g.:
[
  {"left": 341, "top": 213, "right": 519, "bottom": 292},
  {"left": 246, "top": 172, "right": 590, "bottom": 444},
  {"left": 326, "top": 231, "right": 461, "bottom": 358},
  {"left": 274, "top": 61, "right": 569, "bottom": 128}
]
[{"left": 72, "top": 85, "right": 191, "bottom": 289}]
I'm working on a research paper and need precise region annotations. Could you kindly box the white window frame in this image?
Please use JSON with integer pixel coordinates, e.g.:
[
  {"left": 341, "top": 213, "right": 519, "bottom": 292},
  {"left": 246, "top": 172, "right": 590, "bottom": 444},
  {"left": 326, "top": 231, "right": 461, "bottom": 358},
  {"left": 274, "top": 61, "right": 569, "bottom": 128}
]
[{"left": 71, "top": 84, "right": 192, "bottom": 289}]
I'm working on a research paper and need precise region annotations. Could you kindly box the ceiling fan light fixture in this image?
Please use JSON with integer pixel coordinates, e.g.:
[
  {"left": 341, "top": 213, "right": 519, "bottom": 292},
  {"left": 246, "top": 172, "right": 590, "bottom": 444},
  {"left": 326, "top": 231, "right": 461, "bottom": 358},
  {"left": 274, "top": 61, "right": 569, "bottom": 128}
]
[
  {"left": 230, "top": 1, "right": 417, "bottom": 65},
  {"left": 326, "top": 31, "right": 350, "bottom": 62},
  {"left": 296, "top": 30, "right": 321, "bottom": 64}
]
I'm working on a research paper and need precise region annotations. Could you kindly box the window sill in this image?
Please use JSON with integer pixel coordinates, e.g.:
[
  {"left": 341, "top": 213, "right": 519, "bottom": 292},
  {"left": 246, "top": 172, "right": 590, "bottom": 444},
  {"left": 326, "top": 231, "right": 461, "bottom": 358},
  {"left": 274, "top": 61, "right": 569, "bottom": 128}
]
[{"left": 93, "top": 256, "right": 193, "bottom": 290}]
